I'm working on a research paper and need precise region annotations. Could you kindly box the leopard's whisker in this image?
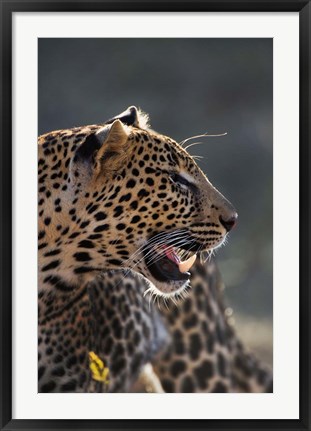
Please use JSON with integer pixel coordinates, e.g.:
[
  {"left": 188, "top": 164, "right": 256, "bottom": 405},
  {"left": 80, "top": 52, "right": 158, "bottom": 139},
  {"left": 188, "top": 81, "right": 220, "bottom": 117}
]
[
  {"left": 138, "top": 237, "right": 199, "bottom": 269},
  {"left": 123, "top": 229, "right": 188, "bottom": 264},
  {"left": 179, "top": 132, "right": 209, "bottom": 147},
  {"left": 179, "top": 132, "right": 227, "bottom": 149},
  {"left": 123, "top": 230, "right": 189, "bottom": 268},
  {"left": 127, "top": 236, "right": 194, "bottom": 271}
]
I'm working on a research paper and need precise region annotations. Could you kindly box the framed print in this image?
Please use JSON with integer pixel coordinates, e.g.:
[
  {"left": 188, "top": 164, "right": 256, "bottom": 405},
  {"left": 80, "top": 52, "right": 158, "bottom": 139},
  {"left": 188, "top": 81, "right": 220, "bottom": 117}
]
[{"left": 1, "top": 1, "right": 310, "bottom": 430}]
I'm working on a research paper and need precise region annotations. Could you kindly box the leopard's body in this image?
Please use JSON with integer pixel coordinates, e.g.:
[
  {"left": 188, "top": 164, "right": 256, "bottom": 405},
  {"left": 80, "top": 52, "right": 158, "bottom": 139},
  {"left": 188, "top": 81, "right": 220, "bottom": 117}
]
[
  {"left": 153, "top": 260, "right": 272, "bottom": 393},
  {"left": 38, "top": 106, "right": 271, "bottom": 392},
  {"left": 39, "top": 261, "right": 272, "bottom": 393},
  {"left": 39, "top": 269, "right": 167, "bottom": 392}
]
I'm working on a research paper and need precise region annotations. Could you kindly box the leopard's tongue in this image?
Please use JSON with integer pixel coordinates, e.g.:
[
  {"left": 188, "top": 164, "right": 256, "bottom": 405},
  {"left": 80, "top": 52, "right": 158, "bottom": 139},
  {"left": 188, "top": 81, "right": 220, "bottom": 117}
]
[{"left": 164, "top": 247, "right": 197, "bottom": 273}]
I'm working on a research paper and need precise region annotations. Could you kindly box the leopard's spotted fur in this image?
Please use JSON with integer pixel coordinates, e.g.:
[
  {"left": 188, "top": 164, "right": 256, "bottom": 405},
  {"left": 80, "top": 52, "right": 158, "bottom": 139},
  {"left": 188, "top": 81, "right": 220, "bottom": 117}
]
[
  {"left": 152, "top": 260, "right": 272, "bottom": 393},
  {"left": 39, "top": 269, "right": 167, "bottom": 392},
  {"left": 39, "top": 260, "right": 272, "bottom": 393}
]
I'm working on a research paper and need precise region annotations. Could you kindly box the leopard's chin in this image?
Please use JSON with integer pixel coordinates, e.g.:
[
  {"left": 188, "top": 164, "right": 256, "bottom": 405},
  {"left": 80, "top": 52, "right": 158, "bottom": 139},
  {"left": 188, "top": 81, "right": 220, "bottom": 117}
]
[{"left": 143, "top": 276, "right": 191, "bottom": 300}]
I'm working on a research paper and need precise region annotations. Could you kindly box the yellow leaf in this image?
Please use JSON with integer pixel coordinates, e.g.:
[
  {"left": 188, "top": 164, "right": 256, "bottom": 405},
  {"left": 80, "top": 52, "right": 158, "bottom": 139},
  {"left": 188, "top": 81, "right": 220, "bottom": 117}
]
[{"left": 89, "top": 351, "right": 109, "bottom": 384}]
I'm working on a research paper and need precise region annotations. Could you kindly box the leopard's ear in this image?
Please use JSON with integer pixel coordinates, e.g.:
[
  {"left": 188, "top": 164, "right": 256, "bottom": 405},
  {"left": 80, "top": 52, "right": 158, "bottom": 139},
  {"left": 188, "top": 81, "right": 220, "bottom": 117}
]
[
  {"left": 71, "top": 120, "right": 129, "bottom": 183},
  {"left": 105, "top": 106, "right": 150, "bottom": 130}
]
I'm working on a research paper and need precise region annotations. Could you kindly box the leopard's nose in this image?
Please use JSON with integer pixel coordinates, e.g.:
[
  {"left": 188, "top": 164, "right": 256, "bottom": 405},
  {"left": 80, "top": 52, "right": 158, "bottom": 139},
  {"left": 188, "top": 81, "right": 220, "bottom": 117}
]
[{"left": 219, "top": 212, "right": 238, "bottom": 232}]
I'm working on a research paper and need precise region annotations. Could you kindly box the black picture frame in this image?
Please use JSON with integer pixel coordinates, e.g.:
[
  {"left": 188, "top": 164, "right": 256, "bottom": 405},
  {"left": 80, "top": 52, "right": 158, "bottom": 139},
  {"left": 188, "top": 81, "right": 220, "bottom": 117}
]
[{"left": 1, "top": 1, "right": 310, "bottom": 430}]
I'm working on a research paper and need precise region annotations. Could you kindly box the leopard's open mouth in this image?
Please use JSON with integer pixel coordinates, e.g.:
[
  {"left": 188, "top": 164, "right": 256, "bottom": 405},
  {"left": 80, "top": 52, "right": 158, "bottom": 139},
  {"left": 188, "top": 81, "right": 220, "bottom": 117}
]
[{"left": 143, "top": 235, "right": 202, "bottom": 283}]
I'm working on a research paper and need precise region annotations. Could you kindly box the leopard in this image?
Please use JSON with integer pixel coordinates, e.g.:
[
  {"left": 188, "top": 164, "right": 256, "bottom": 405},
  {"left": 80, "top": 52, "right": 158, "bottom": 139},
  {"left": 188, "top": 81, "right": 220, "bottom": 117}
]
[{"left": 38, "top": 105, "right": 241, "bottom": 392}]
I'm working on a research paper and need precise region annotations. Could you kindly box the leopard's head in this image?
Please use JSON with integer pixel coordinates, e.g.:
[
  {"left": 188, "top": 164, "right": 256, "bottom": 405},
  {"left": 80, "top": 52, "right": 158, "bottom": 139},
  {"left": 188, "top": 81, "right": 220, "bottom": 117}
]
[{"left": 69, "top": 107, "right": 237, "bottom": 296}]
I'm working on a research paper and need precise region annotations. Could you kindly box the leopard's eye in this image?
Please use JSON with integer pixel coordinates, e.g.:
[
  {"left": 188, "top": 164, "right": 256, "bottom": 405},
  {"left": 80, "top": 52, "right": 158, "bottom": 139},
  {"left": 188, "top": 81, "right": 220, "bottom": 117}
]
[
  {"left": 169, "top": 172, "right": 198, "bottom": 193},
  {"left": 169, "top": 172, "right": 191, "bottom": 188}
]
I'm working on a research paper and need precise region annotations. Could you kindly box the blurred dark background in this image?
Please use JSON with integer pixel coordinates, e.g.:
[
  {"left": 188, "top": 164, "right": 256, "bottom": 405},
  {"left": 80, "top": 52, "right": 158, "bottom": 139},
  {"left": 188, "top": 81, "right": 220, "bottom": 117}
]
[{"left": 38, "top": 38, "right": 273, "bottom": 365}]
